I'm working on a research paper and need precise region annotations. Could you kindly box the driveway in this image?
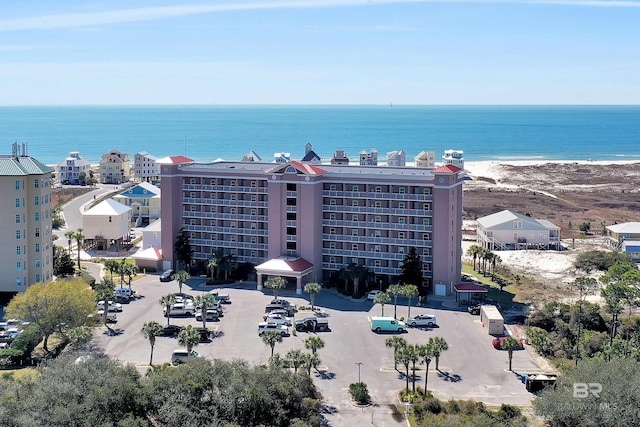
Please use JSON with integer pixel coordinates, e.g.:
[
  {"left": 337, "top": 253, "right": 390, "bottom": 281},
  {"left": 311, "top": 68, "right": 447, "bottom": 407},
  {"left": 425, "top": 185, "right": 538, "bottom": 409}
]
[{"left": 93, "top": 277, "right": 542, "bottom": 426}]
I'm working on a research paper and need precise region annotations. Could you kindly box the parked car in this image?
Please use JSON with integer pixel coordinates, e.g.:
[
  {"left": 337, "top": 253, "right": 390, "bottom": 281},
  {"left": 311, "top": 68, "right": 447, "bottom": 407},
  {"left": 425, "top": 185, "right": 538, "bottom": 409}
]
[
  {"left": 265, "top": 304, "right": 295, "bottom": 317},
  {"left": 264, "top": 313, "right": 293, "bottom": 326},
  {"left": 367, "top": 290, "right": 382, "bottom": 301},
  {"left": 97, "top": 301, "right": 123, "bottom": 312},
  {"left": 258, "top": 322, "right": 289, "bottom": 337},
  {"left": 492, "top": 336, "right": 524, "bottom": 350},
  {"left": 270, "top": 299, "right": 297, "bottom": 311},
  {"left": 115, "top": 287, "right": 135, "bottom": 299},
  {"left": 159, "top": 325, "right": 183, "bottom": 337},
  {"left": 163, "top": 302, "right": 195, "bottom": 317},
  {"left": 194, "top": 327, "right": 211, "bottom": 342},
  {"left": 94, "top": 310, "right": 117, "bottom": 323},
  {"left": 295, "top": 316, "right": 330, "bottom": 332},
  {"left": 160, "top": 269, "right": 175, "bottom": 282},
  {"left": 195, "top": 309, "right": 219, "bottom": 321},
  {"left": 407, "top": 314, "right": 438, "bottom": 327},
  {"left": 170, "top": 349, "right": 202, "bottom": 365},
  {"left": 468, "top": 304, "right": 481, "bottom": 315}
]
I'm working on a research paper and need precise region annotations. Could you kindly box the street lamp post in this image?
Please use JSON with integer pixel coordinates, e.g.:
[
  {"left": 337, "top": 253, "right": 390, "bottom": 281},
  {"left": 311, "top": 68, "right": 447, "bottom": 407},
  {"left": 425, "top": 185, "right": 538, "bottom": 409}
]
[{"left": 355, "top": 362, "right": 364, "bottom": 384}]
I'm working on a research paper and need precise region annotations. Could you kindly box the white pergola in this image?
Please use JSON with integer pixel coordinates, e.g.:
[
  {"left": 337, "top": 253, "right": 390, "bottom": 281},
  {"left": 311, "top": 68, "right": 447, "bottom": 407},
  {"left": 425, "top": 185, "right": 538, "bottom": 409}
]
[{"left": 255, "top": 257, "right": 313, "bottom": 295}]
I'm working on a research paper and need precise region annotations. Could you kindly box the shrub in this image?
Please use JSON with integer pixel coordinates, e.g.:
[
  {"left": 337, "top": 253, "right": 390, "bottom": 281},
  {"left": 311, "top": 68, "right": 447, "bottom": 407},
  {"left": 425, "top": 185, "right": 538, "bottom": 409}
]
[
  {"left": 496, "top": 404, "right": 522, "bottom": 420},
  {"left": 349, "top": 382, "right": 370, "bottom": 404}
]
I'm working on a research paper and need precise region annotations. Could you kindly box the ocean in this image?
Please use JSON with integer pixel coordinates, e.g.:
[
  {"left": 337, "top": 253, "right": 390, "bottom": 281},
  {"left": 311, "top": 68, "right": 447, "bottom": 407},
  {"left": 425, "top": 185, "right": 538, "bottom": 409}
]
[{"left": 0, "top": 105, "right": 638, "bottom": 165}]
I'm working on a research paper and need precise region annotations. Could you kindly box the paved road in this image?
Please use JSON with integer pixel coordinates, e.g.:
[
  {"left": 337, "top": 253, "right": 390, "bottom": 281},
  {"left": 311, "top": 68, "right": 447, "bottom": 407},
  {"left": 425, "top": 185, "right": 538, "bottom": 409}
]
[{"left": 92, "top": 275, "right": 541, "bottom": 426}]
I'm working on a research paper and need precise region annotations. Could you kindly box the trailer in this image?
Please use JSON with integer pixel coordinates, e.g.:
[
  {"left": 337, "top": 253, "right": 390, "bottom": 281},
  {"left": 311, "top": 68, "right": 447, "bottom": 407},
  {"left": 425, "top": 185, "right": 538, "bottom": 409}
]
[{"left": 480, "top": 305, "right": 504, "bottom": 335}]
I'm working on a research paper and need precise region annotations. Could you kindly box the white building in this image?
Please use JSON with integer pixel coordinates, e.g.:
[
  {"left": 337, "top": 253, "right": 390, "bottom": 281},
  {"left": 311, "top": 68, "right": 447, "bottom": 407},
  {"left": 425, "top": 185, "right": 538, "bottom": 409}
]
[
  {"left": 112, "top": 181, "right": 161, "bottom": 227},
  {"left": 476, "top": 210, "right": 561, "bottom": 251},
  {"left": 82, "top": 199, "right": 132, "bottom": 250},
  {"left": 359, "top": 148, "right": 378, "bottom": 166},
  {"left": 142, "top": 219, "right": 162, "bottom": 250},
  {"left": 386, "top": 150, "right": 406, "bottom": 167},
  {"left": 56, "top": 151, "right": 92, "bottom": 185},
  {"left": 134, "top": 151, "right": 160, "bottom": 183},
  {"left": 414, "top": 151, "right": 436, "bottom": 168}
]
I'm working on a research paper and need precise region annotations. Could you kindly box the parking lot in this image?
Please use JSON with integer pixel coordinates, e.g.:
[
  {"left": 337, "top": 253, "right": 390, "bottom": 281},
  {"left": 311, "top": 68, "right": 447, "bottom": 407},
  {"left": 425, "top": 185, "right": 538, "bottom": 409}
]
[{"left": 93, "top": 271, "right": 540, "bottom": 426}]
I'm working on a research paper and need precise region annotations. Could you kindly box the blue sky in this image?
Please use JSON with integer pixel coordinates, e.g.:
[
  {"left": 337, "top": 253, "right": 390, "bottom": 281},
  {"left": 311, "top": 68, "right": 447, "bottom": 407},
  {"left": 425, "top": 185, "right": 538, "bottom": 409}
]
[{"left": 1, "top": 0, "right": 639, "bottom": 105}]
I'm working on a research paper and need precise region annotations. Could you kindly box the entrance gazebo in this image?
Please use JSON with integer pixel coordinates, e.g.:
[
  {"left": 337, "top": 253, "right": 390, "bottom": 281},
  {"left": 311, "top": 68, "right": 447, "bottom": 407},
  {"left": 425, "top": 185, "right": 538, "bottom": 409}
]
[
  {"left": 453, "top": 283, "right": 488, "bottom": 305},
  {"left": 255, "top": 257, "right": 313, "bottom": 295}
]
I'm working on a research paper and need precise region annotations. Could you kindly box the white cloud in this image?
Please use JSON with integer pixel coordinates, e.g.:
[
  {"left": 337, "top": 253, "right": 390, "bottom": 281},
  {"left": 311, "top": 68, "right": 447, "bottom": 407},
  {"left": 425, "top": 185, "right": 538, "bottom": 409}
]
[{"left": 1, "top": 0, "right": 639, "bottom": 32}]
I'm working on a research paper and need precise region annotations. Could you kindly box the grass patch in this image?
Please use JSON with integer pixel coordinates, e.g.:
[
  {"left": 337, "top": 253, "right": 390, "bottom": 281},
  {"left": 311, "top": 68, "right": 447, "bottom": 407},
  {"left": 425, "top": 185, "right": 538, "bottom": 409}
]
[{"left": 0, "top": 367, "right": 38, "bottom": 380}]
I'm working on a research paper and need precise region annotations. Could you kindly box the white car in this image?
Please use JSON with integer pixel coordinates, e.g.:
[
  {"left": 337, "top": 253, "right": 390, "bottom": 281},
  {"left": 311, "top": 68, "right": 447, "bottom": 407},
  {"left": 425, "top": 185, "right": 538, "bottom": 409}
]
[
  {"left": 407, "top": 314, "right": 438, "bottom": 327},
  {"left": 257, "top": 322, "right": 289, "bottom": 337},
  {"left": 264, "top": 313, "right": 293, "bottom": 326},
  {"left": 97, "top": 301, "right": 123, "bottom": 312},
  {"left": 367, "top": 290, "right": 383, "bottom": 301}
]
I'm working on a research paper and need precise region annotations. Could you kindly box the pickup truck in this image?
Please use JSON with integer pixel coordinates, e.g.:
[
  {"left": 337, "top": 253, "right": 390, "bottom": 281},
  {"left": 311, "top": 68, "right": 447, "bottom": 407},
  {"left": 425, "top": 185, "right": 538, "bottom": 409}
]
[
  {"left": 163, "top": 302, "right": 195, "bottom": 317},
  {"left": 295, "top": 316, "right": 329, "bottom": 332},
  {"left": 258, "top": 322, "right": 290, "bottom": 337},
  {"left": 212, "top": 292, "right": 231, "bottom": 303}
]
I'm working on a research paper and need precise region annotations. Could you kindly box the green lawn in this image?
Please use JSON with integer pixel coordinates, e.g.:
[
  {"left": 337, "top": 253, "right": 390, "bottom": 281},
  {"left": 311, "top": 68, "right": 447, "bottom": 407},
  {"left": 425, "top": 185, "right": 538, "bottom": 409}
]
[{"left": 462, "top": 263, "right": 517, "bottom": 312}]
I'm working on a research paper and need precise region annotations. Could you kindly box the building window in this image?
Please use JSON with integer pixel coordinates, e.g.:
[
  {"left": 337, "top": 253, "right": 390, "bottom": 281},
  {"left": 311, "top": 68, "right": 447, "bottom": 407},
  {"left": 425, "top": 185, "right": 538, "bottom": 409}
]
[
  {"left": 399, "top": 202, "right": 405, "bottom": 209},
  {"left": 329, "top": 213, "right": 336, "bottom": 220},
  {"left": 251, "top": 195, "right": 257, "bottom": 202},
  {"left": 230, "top": 180, "right": 236, "bottom": 186},
  {"left": 375, "top": 201, "right": 381, "bottom": 208},
  {"left": 16, "top": 214, "right": 20, "bottom": 224},
  {"left": 423, "top": 218, "right": 431, "bottom": 226},
  {"left": 287, "top": 198, "right": 296, "bottom": 206},
  {"left": 16, "top": 278, "right": 22, "bottom": 287},
  {"left": 251, "top": 251, "right": 257, "bottom": 258},
  {"left": 17, "top": 261, "right": 22, "bottom": 271},
  {"left": 287, "top": 227, "right": 296, "bottom": 235},
  {"left": 16, "top": 246, "right": 21, "bottom": 255},
  {"left": 35, "top": 243, "right": 40, "bottom": 253},
  {"left": 210, "top": 207, "right": 216, "bottom": 213},
  {"left": 374, "top": 216, "right": 381, "bottom": 223},
  {"left": 330, "top": 199, "right": 336, "bottom": 206},
  {"left": 190, "top": 219, "right": 196, "bottom": 225},
  {"left": 352, "top": 229, "right": 358, "bottom": 236},
  {"left": 251, "top": 181, "right": 257, "bottom": 188},
  {"left": 375, "top": 230, "right": 381, "bottom": 238},
  {"left": 251, "top": 223, "right": 257, "bottom": 230},
  {"left": 230, "top": 221, "right": 236, "bottom": 228},
  {"left": 15, "top": 198, "right": 20, "bottom": 208},
  {"left": 330, "top": 257, "right": 336, "bottom": 264},
  {"left": 35, "top": 274, "right": 41, "bottom": 283},
  {"left": 251, "top": 208, "right": 257, "bottom": 215},
  {"left": 287, "top": 183, "right": 296, "bottom": 191},
  {"left": 352, "top": 244, "right": 358, "bottom": 251},
  {"left": 514, "top": 221, "right": 522, "bottom": 229},
  {"left": 35, "top": 259, "right": 41, "bottom": 268},
  {"left": 287, "top": 242, "right": 296, "bottom": 250},
  {"left": 375, "top": 186, "right": 381, "bottom": 192},
  {"left": 423, "top": 203, "right": 430, "bottom": 210},
  {"left": 329, "top": 242, "right": 336, "bottom": 249},
  {"left": 423, "top": 188, "right": 431, "bottom": 194},
  {"left": 352, "top": 214, "right": 358, "bottom": 221},
  {"left": 16, "top": 230, "right": 21, "bottom": 239},
  {"left": 423, "top": 233, "right": 431, "bottom": 240},
  {"left": 15, "top": 181, "right": 20, "bottom": 190},
  {"left": 329, "top": 184, "right": 336, "bottom": 191},
  {"left": 329, "top": 228, "right": 336, "bottom": 234},
  {"left": 190, "top": 205, "right": 196, "bottom": 211},
  {"left": 230, "top": 194, "right": 236, "bottom": 201},
  {"left": 374, "top": 245, "right": 381, "bottom": 253},
  {"left": 398, "top": 247, "right": 405, "bottom": 254},
  {"left": 230, "top": 208, "right": 236, "bottom": 214},
  {"left": 398, "top": 232, "right": 405, "bottom": 239},
  {"left": 251, "top": 236, "right": 257, "bottom": 244},
  {"left": 352, "top": 200, "right": 358, "bottom": 207},
  {"left": 352, "top": 185, "right": 359, "bottom": 191},
  {"left": 230, "top": 235, "right": 236, "bottom": 242},
  {"left": 109, "top": 216, "right": 112, "bottom": 223},
  {"left": 35, "top": 212, "right": 40, "bottom": 222},
  {"left": 398, "top": 217, "right": 405, "bottom": 224},
  {"left": 399, "top": 187, "right": 405, "bottom": 194},
  {"left": 190, "top": 192, "right": 196, "bottom": 198},
  {"left": 190, "top": 178, "right": 196, "bottom": 184},
  {"left": 34, "top": 179, "right": 39, "bottom": 189},
  {"left": 375, "top": 260, "right": 381, "bottom": 267},
  {"left": 423, "top": 248, "right": 431, "bottom": 256}
]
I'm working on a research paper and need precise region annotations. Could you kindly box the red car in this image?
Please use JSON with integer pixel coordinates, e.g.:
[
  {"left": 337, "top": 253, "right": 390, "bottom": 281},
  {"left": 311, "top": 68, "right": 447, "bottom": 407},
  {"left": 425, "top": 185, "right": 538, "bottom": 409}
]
[{"left": 492, "top": 336, "right": 524, "bottom": 350}]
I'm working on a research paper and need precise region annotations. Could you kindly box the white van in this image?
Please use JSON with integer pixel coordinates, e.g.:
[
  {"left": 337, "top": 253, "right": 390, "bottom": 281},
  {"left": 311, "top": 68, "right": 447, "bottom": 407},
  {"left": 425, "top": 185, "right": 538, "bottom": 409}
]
[
  {"left": 170, "top": 349, "right": 201, "bottom": 365},
  {"left": 371, "top": 316, "right": 407, "bottom": 333}
]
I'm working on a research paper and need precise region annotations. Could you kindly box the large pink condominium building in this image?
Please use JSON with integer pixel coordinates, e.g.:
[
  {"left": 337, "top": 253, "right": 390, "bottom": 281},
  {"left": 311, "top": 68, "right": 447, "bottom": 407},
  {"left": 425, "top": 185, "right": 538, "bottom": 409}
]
[{"left": 160, "top": 160, "right": 463, "bottom": 295}]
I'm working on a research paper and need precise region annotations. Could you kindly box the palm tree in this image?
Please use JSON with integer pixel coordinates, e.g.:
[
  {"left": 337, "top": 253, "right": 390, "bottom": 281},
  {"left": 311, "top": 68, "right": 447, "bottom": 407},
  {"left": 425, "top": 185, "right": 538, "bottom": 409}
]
[
  {"left": 502, "top": 337, "right": 523, "bottom": 371},
  {"left": 374, "top": 292, "right": 391, "bottom": 316},
  {"left": 265, "top": 276, "right": 286, "bottom": 298},
  {"left": 304, "top": 282, "right": 322, "bottom": 310},
  {"left": 64, "top": 230, "right": 75, "bottom": 258},
  {"left": 431, "top": 336, "right": 449, "bottom": 371},
  {"left": 346, "top": 263, "right": 369, "bottom": 296},
  {"left": 304, "top": 336, "right": 325, "bottom": 355},
  {"left": 385, "top": 336, "right": 407, "bottom": 370},
  {"left": 387, "top": 284, "right": 403, "bottom": 319},
  {"left": 407, "top": 344, "right": 421, "bottom": 393},
  {"left": 418, "top": 342, "right": 435, "bottom": 393},
  {"left": 159, "top": 294, "right": 177, "bottom": 326},
  {"left": 73, "top": 228, "right": 85, "bottom": 271},
  {"left": 141, "top": 321, "right": 163, "bottom": 365},
  {"left": 174, "top": 270, "right": 190, "bottom": 294},
  {"left": 208, "top": 248, "right": 223, "bottom": 279},
  {"left": 104, "top": 259, "right": 120, "bottom": 282},
  {"left": 402, "top": 284, "right": 419, "bottom": 319},
  {"left": 339, "top": 269, "right": 351, "bottom": 294},
  {"left": 491, "top": 253, "right": 502, "bottom": 275},
  {"left": 396, "top": 345, "right": 415, "bottom": 393},
  {"left": 466, "top": 244, "right": 483, "bottom": 271},
  {"left": 195, "top": 294, "right": 216, "bottom": 329},
  {"left": 572, "top": 276, "right": 598, "bottom": 364},
  {"left": 178, "top": 325, "right": 200, "bottom": 353},
  {"left": 261, "top": 330, "right": 283, "bottom": 358},
  {"left": 219, "top": 254, "right": 236, "bottom": 280},
  {"left": 303, "top": 352, "right": 321, "bottom": 375},
  {"left": 120, "top": 262, "right": 138, "bottom": 289},
  {"left": 285, "top": 349, "right": 305, "bottom": 374}
]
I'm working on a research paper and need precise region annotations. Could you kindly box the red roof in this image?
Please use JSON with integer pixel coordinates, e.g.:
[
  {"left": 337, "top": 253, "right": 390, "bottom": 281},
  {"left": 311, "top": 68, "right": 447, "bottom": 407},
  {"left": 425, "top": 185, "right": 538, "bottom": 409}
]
[
  {"left": 289, "top": 160, "right": 327, "bottom": 175},
  {"left": 168, "top": 156, "right": 193, "bottom": 164},
  {"left": 454, "top": 283, "right": 488, "bottom": 293},
  {"left": 284, "top": 257, "right": 314, "bottom": 272},
  {"left": 433, "top": 164, "right": 462, "bottom": 173}
]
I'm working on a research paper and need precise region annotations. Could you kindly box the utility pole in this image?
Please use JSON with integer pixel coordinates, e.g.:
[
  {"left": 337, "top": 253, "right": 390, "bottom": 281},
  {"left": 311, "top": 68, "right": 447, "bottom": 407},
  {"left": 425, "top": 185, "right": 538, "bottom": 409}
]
[{"left": 355, "top": 362, "right": 364, "bottom": 384}]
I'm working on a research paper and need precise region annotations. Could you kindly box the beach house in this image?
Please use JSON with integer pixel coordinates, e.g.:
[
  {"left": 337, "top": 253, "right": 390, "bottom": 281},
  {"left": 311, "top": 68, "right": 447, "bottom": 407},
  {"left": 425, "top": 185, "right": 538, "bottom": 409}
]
[
  {"left": 160, "top": 160, "right": 464, "bottom": 296},
  {"left": 82, "top": 199, "right": 132, "bottom": 251},
  {"left": 476, "top": 210, "right": 561, "bottom": 251},
  {"left": 605, "top": 222, "right": 640, "bottom": 261},
  {"left": 112, "top": 181, "right": 161, "bottom": 227},
  {"left": 56, "top": 151, "right": 92, "bottom": 185},
  {"left": 133, "top": 151, "right": 160, "bottom": 183},
  {"left": 99, "top": 149, "right": 131, "bottom": 184}
]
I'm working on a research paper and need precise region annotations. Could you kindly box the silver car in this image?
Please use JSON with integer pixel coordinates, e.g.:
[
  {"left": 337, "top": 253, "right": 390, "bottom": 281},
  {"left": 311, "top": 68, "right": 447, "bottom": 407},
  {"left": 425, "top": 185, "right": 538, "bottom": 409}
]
[{"left": 407, "top": 314, "right": 438, "bottom": 327}]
